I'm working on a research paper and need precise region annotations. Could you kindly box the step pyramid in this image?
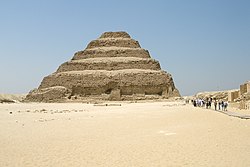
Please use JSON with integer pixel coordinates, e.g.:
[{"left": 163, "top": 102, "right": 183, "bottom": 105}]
[{"left": 25, "top": 31, "right": 180, "bottom": 102}]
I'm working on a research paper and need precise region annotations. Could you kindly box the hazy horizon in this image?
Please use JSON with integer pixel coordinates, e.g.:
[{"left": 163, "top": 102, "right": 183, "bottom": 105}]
[{"left": 0, "top": 0, "right": 249, "bottom": 96}]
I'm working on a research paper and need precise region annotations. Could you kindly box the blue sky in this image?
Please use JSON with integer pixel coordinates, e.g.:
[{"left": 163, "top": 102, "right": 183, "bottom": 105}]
[{"left": 0, "top": 0, "right": 249, "bottom": 96}]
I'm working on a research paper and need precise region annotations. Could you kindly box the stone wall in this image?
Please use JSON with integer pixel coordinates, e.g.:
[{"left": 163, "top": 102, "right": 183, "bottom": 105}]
[
  {"left": 240, "top": 84, "right": 247, "bottom": 95},
  {"left": 248, "top": 82, "right": 250, "bottom": 93},
  {"left": 240, "top": 82, "right": 250, "bottom": 95},
  {"left": 228, "top": 90, "right": 240, "bottom": 102}
]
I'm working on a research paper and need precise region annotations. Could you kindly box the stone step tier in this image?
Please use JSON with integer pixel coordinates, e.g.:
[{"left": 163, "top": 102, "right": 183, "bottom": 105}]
[
  {"left": 39, "top": 69, "right": 176, "bottom": 97},
  {"left": 86, "top": 38, "right": 140, "bottom": 49},
  {"left": 99, "top": 31, "right": 131, "bottom": 38},
  {"left": 57, "top": 57, "right": 160, "bottom": 72},
  {"left": 72, "top": 47, "right": 150, "bottom": 60}
]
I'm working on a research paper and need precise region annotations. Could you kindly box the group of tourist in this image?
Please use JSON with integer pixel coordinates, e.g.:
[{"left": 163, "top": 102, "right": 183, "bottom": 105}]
[{"left": 191, "top": 98, "right": 228, "bottom": 111}]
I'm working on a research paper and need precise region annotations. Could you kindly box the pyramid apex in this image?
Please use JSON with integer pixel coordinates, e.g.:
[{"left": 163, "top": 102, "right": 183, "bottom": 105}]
[{"left": 99, "top": 31, "right": 131, "bottom": 39}]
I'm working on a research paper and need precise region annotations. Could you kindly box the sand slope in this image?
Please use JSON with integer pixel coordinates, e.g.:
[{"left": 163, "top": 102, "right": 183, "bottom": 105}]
[
  {"left": 0, "top": 102, "right": 250, "bottom": 167},
  {"left": 0, "top": 94, "right": 26, "bottom": 103}
]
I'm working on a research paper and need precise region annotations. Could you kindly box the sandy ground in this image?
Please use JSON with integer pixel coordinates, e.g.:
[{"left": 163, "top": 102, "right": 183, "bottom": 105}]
[{"left": 0, "top": 101, "right": 250, "bottom": 167}]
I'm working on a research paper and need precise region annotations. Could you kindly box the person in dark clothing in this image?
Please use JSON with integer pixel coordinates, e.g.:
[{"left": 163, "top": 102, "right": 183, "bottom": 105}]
[
  {"left": 214, "top": 100, "right": 217, "bottom": 110},
  {"left": 221, "top": 101, "right": 224, "bottom": 111},
  {"left": 193, "top": 100, "right": 197, "bottom": 107},
  {"left": 224, "top": 101, "right": 228, "bottom": 111},
  {"left": 218, "top": 101, "right": 221, "bottom": 110}
]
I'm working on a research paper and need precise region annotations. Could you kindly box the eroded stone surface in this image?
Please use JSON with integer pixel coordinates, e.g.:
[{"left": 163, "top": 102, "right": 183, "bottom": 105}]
[
  {"left": 57, "top": 57, "right": 160, "bottom": 72},
  {"left": 25, "top": 31, "right": 180, "bottom": 102},
  {"left": 72, "top": 47, "right": 150, "bottom": 60}
]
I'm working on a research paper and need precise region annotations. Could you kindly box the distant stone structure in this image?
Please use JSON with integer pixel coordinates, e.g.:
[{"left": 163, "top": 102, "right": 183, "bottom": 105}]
[
  {"left": 195, "top": 81, "right": 250, "bottom": 107},
  {"left": 25, "top": 31, "right": 180, "bottom": 102},
  {"left": 195, "top": 90, "right": 229, "bottom": 101},
  {"left": 228, "top": 90, "right": 240, "bottom": 102},
  {"left": 240, "top": 81, "right": 250, "bottom": 95},
  {"left": 239, "top": 97, "right": 250, "bottom": 110},
  {"left": 237, "top": 81, "right": 250, "bottom": 109},
  {"left": 225, "top": 81, "right": 250, "bottom": 109}
]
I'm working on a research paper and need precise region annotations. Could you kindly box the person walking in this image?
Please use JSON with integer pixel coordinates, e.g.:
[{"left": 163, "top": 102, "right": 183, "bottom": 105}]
[
  {"left": 224, "top": 101, "right": 228, "bottom": 111},
  {"left": 193, "top": 100, "right": 197, "bottom": 107},
  {"left": 221, "top": 101, "right": 224, "bottom": 111},
  {"left": 214, "top": 100, "right": 217, "bottom": 110}
]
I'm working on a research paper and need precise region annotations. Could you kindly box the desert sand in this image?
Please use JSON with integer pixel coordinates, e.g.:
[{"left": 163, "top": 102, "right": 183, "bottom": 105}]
[{"left": 0, "top": 101, "right": 250, "bottom": 167}]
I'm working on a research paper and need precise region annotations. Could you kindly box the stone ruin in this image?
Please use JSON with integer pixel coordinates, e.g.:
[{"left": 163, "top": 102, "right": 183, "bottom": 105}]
[
  {"left": 228, "top": 81, "right": 250, "bottom": 102},
  {"left": 25, "top": 31, "right": 180, "bottom": 102},
  {"left": 238, "top": 81, "right": 250, "bottom": 109},
  {"left": 240, "top": 81, "right": 250, "bottom": 95}
]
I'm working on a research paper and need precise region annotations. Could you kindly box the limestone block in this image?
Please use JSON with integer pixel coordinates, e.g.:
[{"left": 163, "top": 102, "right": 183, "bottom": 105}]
[{"left": 109, "top": 89, "right": 121, "bottom": 101}]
